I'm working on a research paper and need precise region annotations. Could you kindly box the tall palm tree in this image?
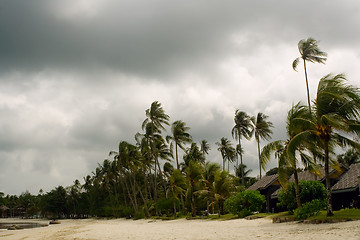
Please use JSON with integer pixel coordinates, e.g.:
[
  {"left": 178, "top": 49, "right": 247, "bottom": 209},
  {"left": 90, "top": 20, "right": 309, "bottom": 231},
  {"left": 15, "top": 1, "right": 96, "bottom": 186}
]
[
  {"left": 232, "top": 110, "right": 252, "bottom": 184},
  {"left": 292, "top": 38, "right": 327, "bottom": 113},
  {"left": 289, "top": 73, "right": 360, "bottom": 216},
  {"left": 261, "top": 103, "right": 316, "bottom": 208},
  {"left": 142, "top": 101, "right": 170, "bottom": 204},
  {"left": 216, "top": 137, "right": 236, "bottom": 171},
  {"left": 251, "top": 112, "right": 273, "bottom": 178},
  {"left": 166, "top": 120, "right": 193, "bottom": 169}
]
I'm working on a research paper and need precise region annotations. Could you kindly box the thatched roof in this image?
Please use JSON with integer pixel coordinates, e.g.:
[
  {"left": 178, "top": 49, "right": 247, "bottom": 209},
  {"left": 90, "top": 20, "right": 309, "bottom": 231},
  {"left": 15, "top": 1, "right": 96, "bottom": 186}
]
[
  {"left": 247, "top": 174, "right": 278, "bottom": 191},
  {"left": 332, "top": 163, "right": 360, "bottom": 193}
]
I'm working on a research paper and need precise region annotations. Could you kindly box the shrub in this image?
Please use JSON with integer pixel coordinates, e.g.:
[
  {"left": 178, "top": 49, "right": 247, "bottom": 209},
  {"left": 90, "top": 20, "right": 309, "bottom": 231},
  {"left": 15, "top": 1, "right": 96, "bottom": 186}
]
[
  {"left": 277, "top": 180, "right": 326, "bottom": 211},
  {"left": 294, "top": 199, "right": 326, "bottom": 220},
  {"left": 224, "top": 190, "right": 265, "bottom": 218}
]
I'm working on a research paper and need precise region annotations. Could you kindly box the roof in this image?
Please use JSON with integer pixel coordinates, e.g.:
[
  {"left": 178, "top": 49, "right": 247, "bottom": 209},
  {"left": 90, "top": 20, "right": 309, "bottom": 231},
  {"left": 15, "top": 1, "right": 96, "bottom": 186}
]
[
  {"left": 332, "top": 163, "right": 360, "bottom": 193},
  {"left": 289, "top": 169, "right": 323, "bottom": 182},
  {"left": 247, "top": 174, "right": 278, "bottom": 191}
]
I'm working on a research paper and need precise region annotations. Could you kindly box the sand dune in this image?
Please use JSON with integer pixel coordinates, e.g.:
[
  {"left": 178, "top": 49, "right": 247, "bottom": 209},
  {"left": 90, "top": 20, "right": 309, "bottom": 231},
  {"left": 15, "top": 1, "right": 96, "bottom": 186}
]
[{"left": 1, "top": 218, "right": 360, "bottom": 240}]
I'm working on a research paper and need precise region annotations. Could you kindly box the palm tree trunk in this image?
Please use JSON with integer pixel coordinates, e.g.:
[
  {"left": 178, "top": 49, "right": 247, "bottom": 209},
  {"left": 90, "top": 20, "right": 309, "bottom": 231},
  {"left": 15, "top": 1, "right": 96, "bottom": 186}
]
[
  {"left": 294, "top": 170, "right": 301, "bottom": 208},
  {"left": 257, "top": 139, "right": 262, "bottom": 178},
  {"left": 303, "top": 59, "right": 312, "bottom": 114},
  {"left": 324, "top": 139, "right": 333, "bottom": 216},
  {"left": 173, "top": 196, "right": 177, "bottom": 217},
  {"left": 239, "top": 139, "right": 244, "bottom": 185},
  {"left": 175, "top": 143, "right": 179, "bottom": 169}
]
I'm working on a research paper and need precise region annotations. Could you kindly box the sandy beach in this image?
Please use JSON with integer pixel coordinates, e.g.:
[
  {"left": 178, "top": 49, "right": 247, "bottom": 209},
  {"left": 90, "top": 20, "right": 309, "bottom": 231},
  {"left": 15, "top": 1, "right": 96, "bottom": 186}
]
[{"left": 1, "top": 218, "right": 360, "bottom": 240}]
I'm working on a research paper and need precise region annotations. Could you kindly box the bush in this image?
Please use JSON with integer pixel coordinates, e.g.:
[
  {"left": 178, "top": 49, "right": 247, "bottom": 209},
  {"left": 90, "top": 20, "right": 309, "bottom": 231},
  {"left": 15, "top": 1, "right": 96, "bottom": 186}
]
[
  {"left": 277, "top": 181, "right": 326, "bottom": 211},
  {"left": 224, "top": 190, "right": 265, "bottom": 218},
  {"left": 294, "top": 199, "right": 326, "bottom": 220}
]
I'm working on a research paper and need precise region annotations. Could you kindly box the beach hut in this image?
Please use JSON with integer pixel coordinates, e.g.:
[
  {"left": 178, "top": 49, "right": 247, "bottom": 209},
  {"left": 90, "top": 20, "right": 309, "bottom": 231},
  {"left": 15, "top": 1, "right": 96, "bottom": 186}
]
[
  {"left": 331, "top": 163, "right": 360, "bottom": 210},
  {"left": 0, "top": 205, "right": 9, "bottom": 218},
  {"left": 247, "top": 174, "right": 280, "bottom": 212}
]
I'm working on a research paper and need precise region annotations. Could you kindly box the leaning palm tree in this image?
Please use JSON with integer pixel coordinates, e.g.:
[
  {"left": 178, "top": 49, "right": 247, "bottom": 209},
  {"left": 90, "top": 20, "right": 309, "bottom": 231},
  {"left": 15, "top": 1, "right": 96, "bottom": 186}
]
[
  {"left": 232, "top": 110, "right": 252, "bottom": 184},
  {"left": 292, "top": 38, "right": 327, "bottom": 113},
  {"left": 166, "top": 120, "right": 193, "bottom": 169},
  {"left": 216, "top": 137, "right": 236, "bottom": 171},
  {"left": 261, "top": 103, "right": 316, "bottom": 208},
  {"left": 251, "top": 112, "right": 273, "bottom": 178},
  {"left": 289, "top": 73, "right": 360, "bottom": 216}
]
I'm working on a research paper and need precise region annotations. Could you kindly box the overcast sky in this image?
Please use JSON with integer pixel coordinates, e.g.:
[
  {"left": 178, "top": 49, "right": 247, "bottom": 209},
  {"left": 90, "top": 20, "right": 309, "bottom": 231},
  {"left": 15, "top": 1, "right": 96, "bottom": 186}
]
[{"left": 1, "top": 0, "right": 360, "bottom": 195}]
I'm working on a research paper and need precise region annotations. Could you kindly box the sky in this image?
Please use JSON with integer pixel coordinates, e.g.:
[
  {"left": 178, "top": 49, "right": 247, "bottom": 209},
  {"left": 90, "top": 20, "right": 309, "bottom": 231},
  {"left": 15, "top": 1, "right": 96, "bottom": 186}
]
[{"left": 1, "top": 0, "right": 360, "bottom": 195}]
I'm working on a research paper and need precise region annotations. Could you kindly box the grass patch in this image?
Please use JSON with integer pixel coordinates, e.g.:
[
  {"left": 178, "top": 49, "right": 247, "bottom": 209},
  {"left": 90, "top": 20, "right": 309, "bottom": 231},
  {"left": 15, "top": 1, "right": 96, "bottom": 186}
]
[
  {"left": 309, "top": 208, "right": 360, "bottom": 220},
  {"left": 248, "top": 211, "right": 292, "bottom": 219}
]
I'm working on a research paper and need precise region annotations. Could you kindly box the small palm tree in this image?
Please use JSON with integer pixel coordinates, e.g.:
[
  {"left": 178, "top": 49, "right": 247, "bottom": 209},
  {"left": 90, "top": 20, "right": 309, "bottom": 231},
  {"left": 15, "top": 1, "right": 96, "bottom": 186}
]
[
  {"left": 183, "top": 143, "right": 205, "bottom": 167},
  {"left": 167, "top": 169, "right": 187, "bottom": 217},
  {"left": 166, "top": 120, "right": 193, "bottom": 169},
  {"left": 232, "top": 110, "right": 253, "bottom": 185},
  {"left": 261, "top": 103, "right": 316, "bottom": 208},
  {"left": 292, "top": 38, "right": 327, "bottom": 113},
  {"left": 186, "top": 161, "right": 204, "bottom": 217},
  {"left": 200, "top": 139, "right": 211, "bottom": 158},
  {"left": 216, "top": 137, "right": 236, "bottom": 171},
  {"left": 289, "top": 73, "right": 360, "bottom": 216},
  {"left": 251, "top": 112, "right": 273, "bottom": 178}
]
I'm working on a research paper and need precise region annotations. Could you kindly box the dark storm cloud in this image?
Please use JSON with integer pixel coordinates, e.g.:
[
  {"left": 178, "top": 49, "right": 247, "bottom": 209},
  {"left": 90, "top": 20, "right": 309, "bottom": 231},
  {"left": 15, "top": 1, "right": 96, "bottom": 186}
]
[{"left": 2, "top": 0, "right": 359, "bottom": 79}]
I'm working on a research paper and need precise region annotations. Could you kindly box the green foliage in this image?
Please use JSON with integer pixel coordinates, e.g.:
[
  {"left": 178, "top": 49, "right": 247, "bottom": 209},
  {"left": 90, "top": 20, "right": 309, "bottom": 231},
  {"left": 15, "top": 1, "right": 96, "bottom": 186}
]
[
  {"left": 294, "top": 199, "right": 326, "bottom": 220},
  {"left": 224, "top": 190, "right": 265, "bottom": 218},
  {"left": 277, "top": 181, "right": 326, "bottom": 211}
]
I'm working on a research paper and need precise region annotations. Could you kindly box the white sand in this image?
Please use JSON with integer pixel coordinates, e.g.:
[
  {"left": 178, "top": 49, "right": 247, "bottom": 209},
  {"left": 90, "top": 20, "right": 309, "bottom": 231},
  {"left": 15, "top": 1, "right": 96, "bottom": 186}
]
[{"left": 1, "top": 218, "right": 360, "bottom": 240}]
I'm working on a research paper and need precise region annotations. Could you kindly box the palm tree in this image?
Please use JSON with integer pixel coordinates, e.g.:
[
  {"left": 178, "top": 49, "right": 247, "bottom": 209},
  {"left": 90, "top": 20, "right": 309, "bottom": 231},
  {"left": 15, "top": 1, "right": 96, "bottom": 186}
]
[
  {"left": 289, "top": 73, "right": 360, "bottom": 216},
  {"left": 216, "top": 137, "right": 236, "bottom": 171},
  {"left": 142, "top": 101, "right": 170, "bottom": 205},
  {"left": 166, "top": 120, "right": 193, "bottom": 169},
  {"left": 261, "top": 103, "right": 316, "bottom": 208},
  {"left": 167, "top": 169, "right": 187, "bottom": 217},
  {"left": 183, "top": 143, "right": 206, "bottom": 168},
  {"left": 213, "top": 170, "right": 234, "bottom": 215},
  {"left": 186, "top": 161, "right": 204, "bottom": 217},
  {"left": 251, "top": 112, "right": 273, "bottom": 178},
  {"left": 200, "top": 140, "right": 210, "bottom": 158},
  {"left": 292, "top": 38, "right": 327, "bottom": 113},
  {"left": 232, "top": 110, "right": 252, "bottom": 184}
]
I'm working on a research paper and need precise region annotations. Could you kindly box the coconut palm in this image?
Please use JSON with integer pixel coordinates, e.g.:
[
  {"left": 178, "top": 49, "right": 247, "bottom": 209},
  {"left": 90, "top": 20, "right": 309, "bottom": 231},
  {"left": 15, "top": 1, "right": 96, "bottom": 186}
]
[
  {"left": 261, "top": 103, "right": 316, "bottom": 208},
  {"left": 182, "top": 143, "right": 206, "bottom": 168},
  {"left": 251, "top": 112, "right": 273, "bottom": 178},
  {"left": 167, "top": 169, "right": 187, "bottom": 217},
  {"left": 200, "top": 139, "right": 211, "bottom": 157},
  {"left": 289, "top": 73, "right": 360, "bottom": 216},
  {"left": 232, "top": 110, "right": 252, "bottom": 185},
  {"left": 292, "top": 38, "right": 327, "bottom": 112},
  {"left": 166, "top": 120, "right": 193, "bottom": 169},
  {"left": 142, "top": 101, "right": 170, "bottom": 205},
  {"left": 216, "top": 137, "right": 236, "bottom": 171},
  {"left": 186, "top": 161, "right": 204, "bottom": 217}
]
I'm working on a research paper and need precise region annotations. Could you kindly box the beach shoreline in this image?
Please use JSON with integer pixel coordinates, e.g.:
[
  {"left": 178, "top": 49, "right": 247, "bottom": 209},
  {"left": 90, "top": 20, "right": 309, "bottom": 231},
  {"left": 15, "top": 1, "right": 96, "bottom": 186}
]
[{"left": 1, "top": 217, "right": 360, "bottom": 240}]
